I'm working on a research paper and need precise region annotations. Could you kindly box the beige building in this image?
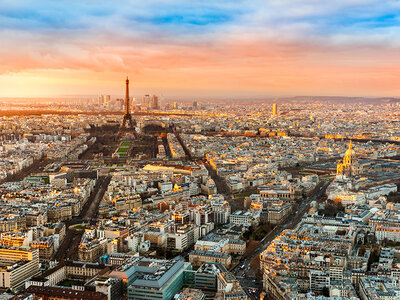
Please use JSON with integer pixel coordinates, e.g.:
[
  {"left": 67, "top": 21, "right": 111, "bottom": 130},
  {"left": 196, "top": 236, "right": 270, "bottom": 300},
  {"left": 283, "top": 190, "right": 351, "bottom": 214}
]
[
  {"left": 167, "top": 224, "right": 200, "bottom": 251},
  {"left": 26, "top": 211, "right": 47, "bottom": 227},
  {"left": 216, "top": 271, "right": 249, "bottom": 300},
  {"left": 27, "top": 261, "right": 108, "bottom": 288},
  {"left": 30, "top": 238, "right": 54, "bottom": 260},
  {"left": 189, "top": 250, "right": 232, "bottom": 268},
  {"left": 144, "top": 231, "right": 166, "bottom": 248},
  {"left": 0, "top": 215, "right": 26, "bottom": 233},
  {"left": 194, "top": 238, "right": 246, "bottom": 255},
  {"left": 268, "top": 203, "right": 292, "bottom": 225},
  {"left": 47, "top": 205, "right": 73, "bottom": 222},
  {"left": 78, "top": 239, "right": 108, "bottom": 262}
]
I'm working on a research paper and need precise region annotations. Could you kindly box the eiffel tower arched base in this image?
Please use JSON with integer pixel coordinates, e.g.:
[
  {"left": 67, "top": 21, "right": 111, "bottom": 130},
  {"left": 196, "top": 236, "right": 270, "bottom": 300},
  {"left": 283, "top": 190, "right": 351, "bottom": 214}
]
[{"left": 118, "top": 113, "right": 137, "bottom": 137}]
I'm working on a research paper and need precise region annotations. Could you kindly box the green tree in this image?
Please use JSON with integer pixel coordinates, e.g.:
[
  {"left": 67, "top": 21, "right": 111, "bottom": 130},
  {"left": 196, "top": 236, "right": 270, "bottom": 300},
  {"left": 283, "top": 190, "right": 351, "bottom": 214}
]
[
  {"left": 156, "top": 247, "right": 166, "bottom": 258},
  {"left": 322, "top": 286, "right": 330, "bottom": 297},
  {"left": 359, "top": 245, "right": 366, "bottom": 257}
]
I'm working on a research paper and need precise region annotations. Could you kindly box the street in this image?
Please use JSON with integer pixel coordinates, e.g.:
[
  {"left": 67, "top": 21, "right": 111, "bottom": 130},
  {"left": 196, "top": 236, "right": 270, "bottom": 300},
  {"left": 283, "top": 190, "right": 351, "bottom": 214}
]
[
  {"left": 52, "top": 175, "right": 111, "bottom": 261},
  {"left": 162, "top": 132, "right": 332, "bottom": 299},
  {"left": 231, "top": 179, "right": 332, "bottom": 299}
]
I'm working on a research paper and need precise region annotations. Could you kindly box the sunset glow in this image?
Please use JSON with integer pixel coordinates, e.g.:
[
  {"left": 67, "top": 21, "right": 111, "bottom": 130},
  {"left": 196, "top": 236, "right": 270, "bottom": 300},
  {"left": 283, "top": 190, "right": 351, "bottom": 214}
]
[{"left": 1, "top": 0, "right": 400, "bottom": 98}]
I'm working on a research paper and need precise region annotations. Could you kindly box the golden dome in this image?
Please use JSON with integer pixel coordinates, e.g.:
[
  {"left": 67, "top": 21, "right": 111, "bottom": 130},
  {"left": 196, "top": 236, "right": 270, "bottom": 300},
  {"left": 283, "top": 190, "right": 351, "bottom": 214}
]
[{"left": 343, "top": 141, "right": 356, "bottom": 165}]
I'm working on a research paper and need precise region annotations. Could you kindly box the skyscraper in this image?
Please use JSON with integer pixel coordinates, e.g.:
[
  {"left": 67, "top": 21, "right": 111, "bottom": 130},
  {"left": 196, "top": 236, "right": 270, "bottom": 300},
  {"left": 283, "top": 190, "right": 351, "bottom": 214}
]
[
  {"left": 151, "top": 95, "right": 159, "bottom": 109},
  {"left": 98, "top": 95, "right": 104, "bottom": 106},
  {"left": 142, "top": 94, "right": 151, "bottom": 109},
  {"left": 272, "top": 103, "right": 277, "bottom": 115}
]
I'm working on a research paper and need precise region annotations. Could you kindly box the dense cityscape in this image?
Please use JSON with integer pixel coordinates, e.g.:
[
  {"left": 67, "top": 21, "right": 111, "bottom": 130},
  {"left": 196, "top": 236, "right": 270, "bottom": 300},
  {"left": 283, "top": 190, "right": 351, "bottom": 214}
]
[
  {"left": 3, "top": 1, "right": 400, "bottom": 299},
  {"left": 0, "top": 78, "right": 400, "bottom": 300}
]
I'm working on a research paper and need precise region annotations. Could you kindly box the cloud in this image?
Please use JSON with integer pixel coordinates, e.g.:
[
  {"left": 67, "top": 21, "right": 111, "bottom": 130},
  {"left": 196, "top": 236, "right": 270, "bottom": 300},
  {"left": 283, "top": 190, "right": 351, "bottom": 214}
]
[{"left": 1, "top": 0, "right": 400, "bottom": 96}]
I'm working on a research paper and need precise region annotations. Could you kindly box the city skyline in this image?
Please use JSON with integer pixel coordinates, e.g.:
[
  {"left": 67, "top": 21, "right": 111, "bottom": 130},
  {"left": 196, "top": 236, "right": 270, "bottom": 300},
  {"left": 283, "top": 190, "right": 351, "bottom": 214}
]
[
  {"left": 1, "top": 100, "right": 400, "bottom": 299},
  {"left": 2, "top": 2, "right": 400, "bottom": 297},
  {"left": 1, "top": 0, "right": 400, "bottom": 98}
]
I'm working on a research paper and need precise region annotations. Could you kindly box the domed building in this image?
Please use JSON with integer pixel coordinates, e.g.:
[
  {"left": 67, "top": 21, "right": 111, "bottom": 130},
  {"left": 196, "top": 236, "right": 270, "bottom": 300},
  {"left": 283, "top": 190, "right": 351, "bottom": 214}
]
[{"left": 337, "top": 141, "right": 362, "bottom": 176}]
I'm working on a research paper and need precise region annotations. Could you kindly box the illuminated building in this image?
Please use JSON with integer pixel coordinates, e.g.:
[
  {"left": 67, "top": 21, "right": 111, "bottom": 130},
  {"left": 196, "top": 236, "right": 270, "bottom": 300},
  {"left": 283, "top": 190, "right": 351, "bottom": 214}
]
[
  {"left": 0, "top": 246, "right": 38, "bottom": 261},
  {"left": 142, "top": 94, "right": 151, "bottom": 108},
  {"left": 151, "top": 94, "right": 160, "bottom": 109},
  {"left": 375, "top": 225, "right": 400, "bottom": 242},
  {"left": 30, "top": 237, "right": 55, "bottom": 260},
  {"left": 189, "top": 250, "right": 231, "bottom": 268},
  {"left": 259, "top": 187, "right": 296, "bottom": 201},
  {"left": 0, "top": 230, "right": 31, "bottom": 247},
  {"left": 172, "top": 211, "right": 190, "bottom": 224},
  {"left": 336, "top": 141, "right": 362, "bottom": 176},
  {"left": 0, "top": 246, "right": 39, "bottom": 290},
  {"left": 272, "top": 103, "right": 277, "bottom": 115},
  {"left": 267, "top": 202, "right": 292, "bottom": 225}
]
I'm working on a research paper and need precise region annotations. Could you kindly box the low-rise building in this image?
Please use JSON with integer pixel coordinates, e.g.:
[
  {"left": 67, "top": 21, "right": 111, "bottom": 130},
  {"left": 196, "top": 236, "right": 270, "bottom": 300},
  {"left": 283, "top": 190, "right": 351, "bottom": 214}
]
[{"left": 189, "top": 250, "right": 232, "bottom": 268}]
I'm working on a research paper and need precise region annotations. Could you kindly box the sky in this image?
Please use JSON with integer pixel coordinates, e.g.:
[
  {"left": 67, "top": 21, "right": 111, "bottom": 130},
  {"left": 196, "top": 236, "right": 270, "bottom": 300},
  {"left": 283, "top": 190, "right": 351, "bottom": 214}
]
[{"left": 1, "top": 0, "right": 400, "bottom": 99}]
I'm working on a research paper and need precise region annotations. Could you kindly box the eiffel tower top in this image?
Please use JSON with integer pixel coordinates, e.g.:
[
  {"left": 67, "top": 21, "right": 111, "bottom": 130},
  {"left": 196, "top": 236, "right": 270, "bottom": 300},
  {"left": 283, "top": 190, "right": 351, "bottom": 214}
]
[{"left": 125, "top": 76, "right": 130, "bottom": 115}]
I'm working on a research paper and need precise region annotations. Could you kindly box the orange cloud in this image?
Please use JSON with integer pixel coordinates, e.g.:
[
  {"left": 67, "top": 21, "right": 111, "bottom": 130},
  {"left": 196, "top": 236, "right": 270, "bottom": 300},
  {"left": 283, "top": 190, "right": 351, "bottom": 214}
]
[{"left": 1, "top": 34, "right": 400, "bottom": 98}]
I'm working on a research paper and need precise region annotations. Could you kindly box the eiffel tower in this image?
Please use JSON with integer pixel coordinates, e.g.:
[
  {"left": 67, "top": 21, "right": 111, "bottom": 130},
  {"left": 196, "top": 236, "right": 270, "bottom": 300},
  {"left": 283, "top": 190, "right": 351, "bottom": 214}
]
[{"left": 118, "top": 77, "right": 136, "bottom": 136}]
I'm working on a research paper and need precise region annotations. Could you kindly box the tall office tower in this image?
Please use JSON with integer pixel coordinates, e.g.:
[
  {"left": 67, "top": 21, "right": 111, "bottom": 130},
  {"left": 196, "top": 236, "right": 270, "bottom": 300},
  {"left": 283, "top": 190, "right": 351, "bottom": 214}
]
[
  {"left": 151, "top": 95, "right": 159, "bottom": 109},
  {"left": 272, "top": 103, "right": 277, "bottom": 115},
  {"left": 98, "top": 95, "right": 104, "bottom": 106},
  {"left": 118, "top": 77, "right": 136, "bottom": 136},
  {"left": 173, "top": 102, "right": 178, "bottom": 109},
  {"left": 142, "top": 94, "right": 151, "bottom": 108},
  {"left": 131, "top": 97, "right": 136, "bottom": 110},
  {"left": 116, "top": 98, "right": 124, "bottom": 110},
  {"left": 193, "top": 101, "right": 198, "bottom": 109},
  {"left": 104, "top": 95, "right": 111, "bottom": 104}
]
